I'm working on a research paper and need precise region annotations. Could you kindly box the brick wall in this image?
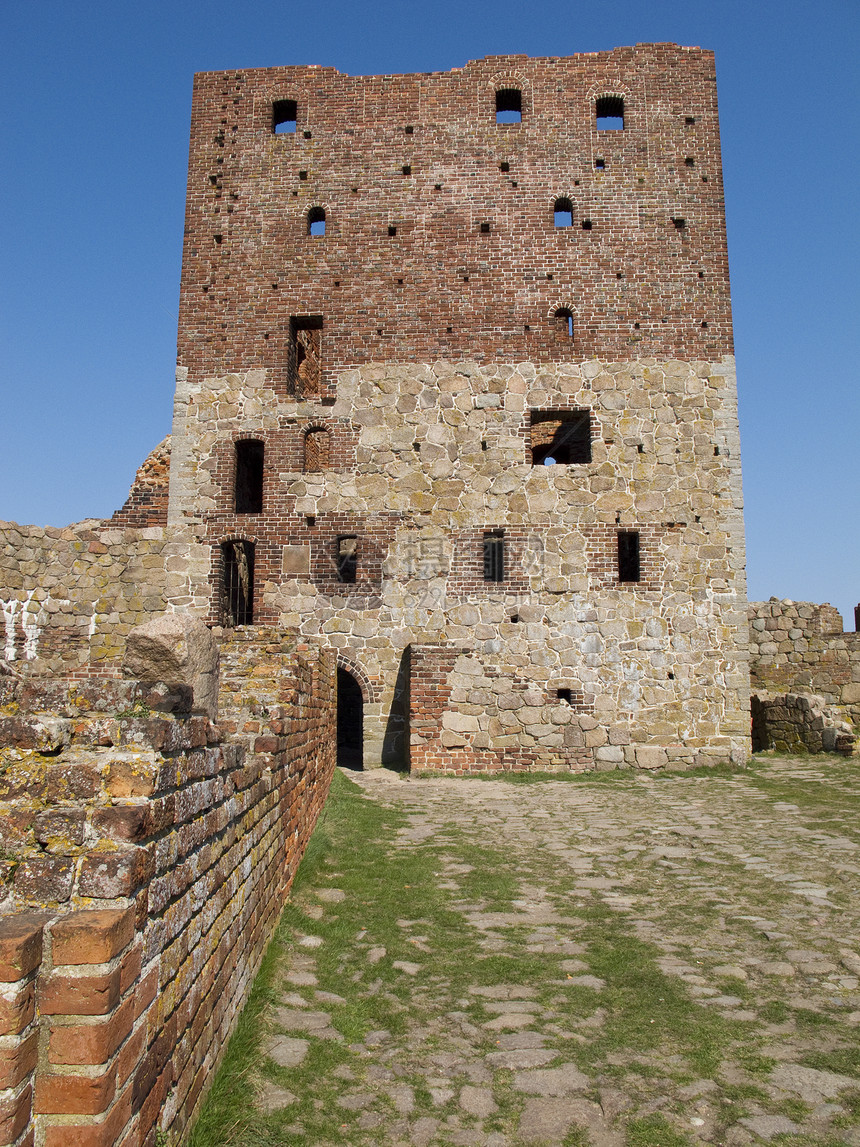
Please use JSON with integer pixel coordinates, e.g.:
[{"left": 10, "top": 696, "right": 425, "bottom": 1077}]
[
  {"left": 108, "top": 439, "right": 171, "bottom": 530},
  {"left": 0, "top": 637, "right": 336, "bottom": 1146},
  {"left": 177, "top": 47, "right": 731, "bottom": 383}
]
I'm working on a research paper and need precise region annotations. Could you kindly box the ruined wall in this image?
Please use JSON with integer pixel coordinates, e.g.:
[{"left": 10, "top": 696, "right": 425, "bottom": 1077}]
[
  {"left": 0, "top": 642, "right": 336, "bottom": 1146},
  {"left": 749, "top": 599, "right": 860, "bottom": 728},
  {"left": 109, "top": 438, "right": 172, "bottom": 530},
  {"left": 165, "top": 48, "right": 750, "bottom": 771},
  {"left": 0, "top": 519, "right": 210, "bottom": 676}
]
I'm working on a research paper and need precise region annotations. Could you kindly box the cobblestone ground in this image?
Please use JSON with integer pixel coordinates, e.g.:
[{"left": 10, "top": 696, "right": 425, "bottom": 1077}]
[{"left": 236, "top": 757, "right": 860, "bottom": 1146}]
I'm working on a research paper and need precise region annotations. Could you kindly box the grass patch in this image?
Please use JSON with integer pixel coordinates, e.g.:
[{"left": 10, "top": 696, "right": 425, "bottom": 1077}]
[{"left": 627, "top": 1112, "right": 693, "bottom": 1147}]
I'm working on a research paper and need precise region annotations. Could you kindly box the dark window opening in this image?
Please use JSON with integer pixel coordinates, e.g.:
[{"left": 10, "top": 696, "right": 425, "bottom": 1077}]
[
  {"left": 336, "top": 535, "right": 358, "bottom": 583},
  {"left": 388, "top": 225, "right": 397, "bottom": 236},
  {"left": 288, "top": 315, "right": 323, "bottom": 397},
  {"left": 685, "top": 156, "right": 695, "bottom": 167},
  {"left": 496, "top": 88, "right": 522, "bottom": 124},
  {"left": 221, "top": 541, "right": 254, "bottom": 626},
  {"left": 299, "top": 170, "right": 308, "bottom": 180},
  {"left": 596, "top": 96, "right": 624, "bottom": 130},
  {"left": 499, "top": 161, "right": 510, "bottom": 172},
  {"left": 672, "top": 217, "right": 686, "bottom": 230},
  {"left": 531, "top": 409, "right": 591, "bottom": 466},
  {"left": 557, "top": 688, "right": 572, "bottom": 704},
  {"left": 480, "top": 221, "right": 491, "bottom": 233},
  {"left": 303, "top": 427, "right": 330, "bottom": 472},
  {"left": 273, "top": 99, "right": 297, "bottom": 134},
  {"left": 554, "top": 197, "right": 573, "bottom": 228},
  {"left": 337, "top": 667, "right": 364, "bottom": 769},
  {"left": 483, "top": 531, "right": 505, "bottom": 582},
  {"left": 308, "top": 206, "right": 326, "bottom": 236},
  {"left": 553, "top": 307, "right": 574, "bottom": 340},
  {"left": 618, "top": 531, "right": 640, "bottom": 583},
  {"left": 405, "top": 125, "right": 414, "bottom": 134},
  {"left": 234, "top": 440, "right": 264, "bottom": 513},
  {"left": 581, "top": 219, "right": 592, "bottom": 231},
  {"left": 685, "top": 116, "right": 696, "bottom": 125},
  {"left": 401, "top": 165, "right": 412, "bottom": 175},
  {"left": 595, "top": 158, "right": 605, "bottom": 169}
]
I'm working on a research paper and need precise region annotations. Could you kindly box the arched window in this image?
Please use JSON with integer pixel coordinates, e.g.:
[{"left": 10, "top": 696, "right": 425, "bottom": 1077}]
[
  {"left": 495, "top": 88, "right": 522, "bottom": 124},
  {"left": 554, "top": 197, "right": 573, "bottom": 228},
  {"left": 553, "top": 307, "right": 574, "bottom": 339},
  {"left": 234, "top": 440, "right": 264, "bottom": 513},
  {"left": 596, "top": 95, "right": 624, "bottom": 131},
  {"left": 303, "top": 426, "right": 331, "bottom": 472},
  {"left": 272, "top": 99, "right": 297, "bottom": 134},
  {"left": 308, "top": 206, "right": 326, "bottom": 236}
]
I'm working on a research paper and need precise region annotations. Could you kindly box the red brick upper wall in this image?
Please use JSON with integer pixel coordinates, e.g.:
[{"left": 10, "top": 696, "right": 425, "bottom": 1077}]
[{"left": 177, "top": 46, "right": 731, "bottom": 383}]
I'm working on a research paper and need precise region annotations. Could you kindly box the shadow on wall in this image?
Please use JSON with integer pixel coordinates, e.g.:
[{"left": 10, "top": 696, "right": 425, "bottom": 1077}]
[{"left": 381, "top": 646, "right": 410, "bottom": 771}]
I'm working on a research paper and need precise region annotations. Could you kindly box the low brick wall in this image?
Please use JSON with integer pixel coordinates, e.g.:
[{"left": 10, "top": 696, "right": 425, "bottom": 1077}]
[
  {"left": 749, "top": 599, "right": 860, "bottom": 729},
  {"left": 0, "top": 639, "right": 335, "bottom": 1146}
]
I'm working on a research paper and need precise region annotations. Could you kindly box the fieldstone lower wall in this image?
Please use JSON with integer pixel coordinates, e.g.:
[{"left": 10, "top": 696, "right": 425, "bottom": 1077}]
[
  {"left": 751, "top": 691, "right": 856, "bottom": 756},
  {"left": 0, "top": 639, "right": 335, "bottom": 1147},
  {"left": 410, "top": 643, "right": 746, "bottom": 772},
  {"left": 749, "top": 600, "right": 860, "bottom": 730},
  {"left": 0, "top": 520, "right": 210, "bottom": 677}
]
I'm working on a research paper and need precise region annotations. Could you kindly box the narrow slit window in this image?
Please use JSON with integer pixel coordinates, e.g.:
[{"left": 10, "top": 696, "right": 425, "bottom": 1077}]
[
  {"left": 617, "top": 531, "right": 641, "bottom": 583},
  {"left": 496, "top": 89, "right": 522, "bottom": 124},
  {"left": 308, "top": 206, "right": 326, "bottom": 236},
  {"left": 483, "top": 531, "right": 505, "bottom": 582},
  {"left": 531, "top": 409, "right": 591, "bottom": 465},
  {"left": 553, "top": 307, "right": 574, "bottom": 339},
  {"left": 288, "top": 315, "right": 323, "bottom": 397},
  {"left": 336, "top": 535, "right": 358, "bottom": 584},
  {"left": 596, "top": 95, "right": 624, "bottom": 131},
  {"left": 273, "top": 99, "right": 297, "bottom": 134},
  {"left": 234, "top": 440, "right": 264, "bottom": 513},
  {"left": 554, "top": 197, "right": 573, "bottom": 228},
  {"left": 221, "top": 540, "right": 254, "bottom": 626}
]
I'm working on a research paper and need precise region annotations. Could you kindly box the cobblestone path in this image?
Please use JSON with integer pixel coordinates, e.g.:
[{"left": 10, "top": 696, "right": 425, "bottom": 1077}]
[{"left": 207, "top": 757, "right": 860, "bottom": 1146}]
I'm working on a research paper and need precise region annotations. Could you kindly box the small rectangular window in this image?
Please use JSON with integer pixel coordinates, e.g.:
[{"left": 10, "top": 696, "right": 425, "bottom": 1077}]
[
  {"left": 234, "top": 440, "right": 264, "bottom": 513},
  {"left": 289, "top": 315, "right": 323, "bottom": 397},
  {"left": 530, "top": 410, "right": 591, "bottom": 466},
  {"left": 483, "top": 531, "right": 505, "bottom": 582},
  {"left": 336, "top": 535, "right": 358, "bottom": 583},
  {"left": 222, "top": 540, "right": 254, "bottom": 626},
  {"left": 617, "top": 531, "right": 640, "bottom": 583},
  {"left": 273, "top": 99, "right": 297, "bottom": 134}
]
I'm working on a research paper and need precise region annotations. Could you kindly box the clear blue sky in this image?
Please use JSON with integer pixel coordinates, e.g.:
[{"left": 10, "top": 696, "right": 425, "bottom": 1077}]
[{"left": 2, "top": 0, "right": 858, "bottom": 624}]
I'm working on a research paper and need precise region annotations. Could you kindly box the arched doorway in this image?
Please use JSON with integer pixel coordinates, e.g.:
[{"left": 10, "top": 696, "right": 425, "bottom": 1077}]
[{"left": 337, "top": 666, "right": 364, "bottom": 769}]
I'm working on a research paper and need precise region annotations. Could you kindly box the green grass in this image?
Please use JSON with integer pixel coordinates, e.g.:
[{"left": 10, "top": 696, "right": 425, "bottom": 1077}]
[{"left": 190, "top": 760, "right": 860, "bottom": 1146}]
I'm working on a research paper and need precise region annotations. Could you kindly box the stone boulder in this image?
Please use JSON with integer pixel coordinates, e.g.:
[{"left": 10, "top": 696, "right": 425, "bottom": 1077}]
[{"left": 123, "top": 614, "right": 219, "bottom": 719}]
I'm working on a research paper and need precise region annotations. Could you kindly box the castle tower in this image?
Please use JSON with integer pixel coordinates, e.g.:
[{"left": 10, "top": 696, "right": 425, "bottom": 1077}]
[{"left": 167, "top": 47, "right": 749, "bottom": 771}]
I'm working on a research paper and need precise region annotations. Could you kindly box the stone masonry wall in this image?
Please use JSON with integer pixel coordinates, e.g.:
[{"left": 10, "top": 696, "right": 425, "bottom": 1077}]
[
  {"left": 172, "top": 355, "right": 749, "bottom": 770},
  {"left": 0, "top": 519, "right": 210, "bottom": 676},
  {"left": 0, "top": 641, "right": 336, "bottom": 1146},
  {"left": 748, "top": 599, "right": 860, "bottom": 727}
]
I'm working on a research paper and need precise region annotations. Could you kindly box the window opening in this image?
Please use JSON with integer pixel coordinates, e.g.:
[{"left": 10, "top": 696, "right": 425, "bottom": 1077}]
[
  {"left": 480, "top": 222, "right": 491, "bottom": 233},
  {"left": 553, "top": 307, "right": 574, "bottom": 339},
  {"left": 272, "top": 99, "right": 297, "bottom": 134},
  {"left": 303, "top": 427, "right": 330, "bottom": 472},
  {"left": 388, "top": 225, "right": 397, "bottom": 236},
  {"left": 531, "top": 410, "right": 591, "bottom": 466},
  {"left": 499, "top": 161, "right": 510, "bottom": 172},
  {"left": 594, "top": 158, "right": 605, "bottom": 169},
  {"left": 581, "top": 219, "right": 592, "bottom": 231},
  {"left": 554, "top": 197, "right": 573, "bottom": 228},
  {"left": 617, "top": 531, "right": 640, "bottom": 582},
  {"left": 234, "top": 440, "right": 264, "bottom": 513},
  {"left": 288, "top": 315, "right": 323, "bottom": 397},
  {"left": 308, "top": 206, "right": 326, "bottom": 236},
  {"left": 221, "top": 541, "right": 254, "bottom": 626},
  {"left": 483, "top": 531, "right": 505, "bottom": 582},
  {"left": 557, "top": 688, "right": 572, "bottom": 704},
  {"left": 596, "top": 95, "right": 624, "bottom": 130},
  {"left": 496, "top": 89, "right": 522, "bottom": 124},
  {"left": 336, "top": 535, "right": 358, "bottom": 583}
]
